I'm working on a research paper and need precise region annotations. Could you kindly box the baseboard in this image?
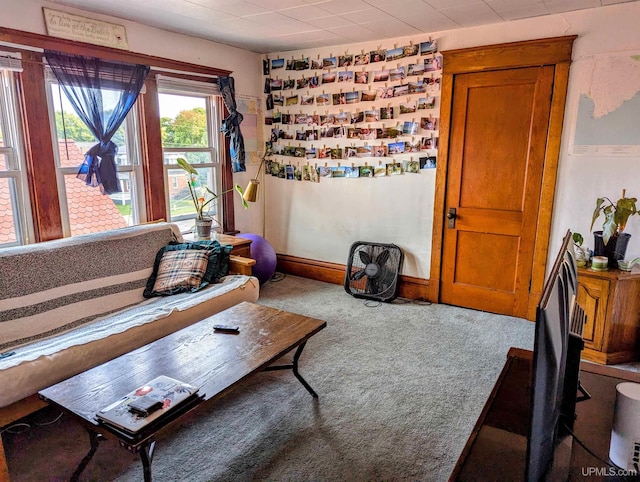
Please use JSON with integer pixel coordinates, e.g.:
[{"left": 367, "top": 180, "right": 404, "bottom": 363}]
[{"left": 276, "top": 254, "right": 437, "bottom": 302}]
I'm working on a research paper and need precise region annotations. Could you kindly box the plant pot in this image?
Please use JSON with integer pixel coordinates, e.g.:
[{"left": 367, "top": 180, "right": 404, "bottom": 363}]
[
  {"left": 593, "top": 231, "right": 631, "bottom": 267},
  {"left": 195, "top": 218, "right": 213, "bottom": 238}
]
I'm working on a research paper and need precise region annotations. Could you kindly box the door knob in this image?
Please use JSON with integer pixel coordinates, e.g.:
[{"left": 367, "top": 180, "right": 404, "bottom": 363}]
[{"left": 447, "top": 208, "right": 457, "bottom": 228}]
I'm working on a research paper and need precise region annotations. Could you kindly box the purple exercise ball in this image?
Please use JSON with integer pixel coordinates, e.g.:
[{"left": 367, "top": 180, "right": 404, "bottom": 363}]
[{"left": 236, "top": 234, "right": 277, "bottom": 284}]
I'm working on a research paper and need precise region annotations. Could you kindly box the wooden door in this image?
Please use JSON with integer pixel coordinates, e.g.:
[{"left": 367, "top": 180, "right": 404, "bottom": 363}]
[{"left": 439, "top": 66, "right": 554, "bottom": 317}]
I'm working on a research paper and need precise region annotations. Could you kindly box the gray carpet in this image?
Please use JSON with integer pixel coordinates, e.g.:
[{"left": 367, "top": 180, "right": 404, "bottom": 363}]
[{"left": 4, "top": 275, "right": 536, "bottom": 481}]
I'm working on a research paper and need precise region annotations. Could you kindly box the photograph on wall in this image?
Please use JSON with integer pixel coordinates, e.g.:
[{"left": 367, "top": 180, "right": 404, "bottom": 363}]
[
  {"left": 364, "top": 109, "right": 379, "bottom": 122},
  {"left": 285, "top": 95, "right": 299, "bottom": 106},
  {"left": 338, "top": 71, "right": 354, "bottom": 82},
  {"left": 386, "top": 47, "right": 404, "bottom": 62},
  {"left": 377, "top": 86, "right": 394, "bottom": 99},
  {"left": 406, "top": 140, "right": 421, "bottom": 152},
  {"left": 420, "top": 156, "right": 437, "bottom": 169},
  {"left": 294, "top": 147, "right": 306, "bottom": 158},
  {"left": 386, "top": 125, "right": 403, "bottom": 138},
  {"left": 370, "top": 49, "right": 386, "bottom": 63},
  {"left": 354, "top": 71, "right": 369, "bottom": 84},
  {"left": 316, "top": 93, "right": 330, "bottom": 106},
  {"left": 293, "top": 58, "right": 309, "bottom": 70},
  {"left": 332, "top": 93, "right": 345, "bottom": 105},
  {"left": 282, "top": 131, "right": 294, "bottom": 140},
  {"left": 347, "top": 128, "right": 359, "bottom": 139},
  {"left": 420, "top": 117, "right": 437, "bottom": 130},
  {"left": 417, "top": 96, "right": 435, "bottom": 109},
  {"left": 408, "top": 81, "right": 425, "bottom": 94},
  {"left": 265, "top": 94, "right": 274, "bottom": 111},
  {"left": 297, "top": 77, "right": 309, "bottom": 89},
  {"left": 344, "top": 166, "right": 360, "bottom": 178},
  {"left": 373, "top": 70, "right": 390, "bottom": 82},
  {"left": 264, "top": 78, "right": 271, "bottom": 94},
  {"left": 380, "top": 107, "right": 393, "bottom": 120},
  {"left": 408, "top": 62, "right": 425, "bottom": 76},
  {"left": 335, "top": 112, "right": 350, "bottom": 124},
  {"left": 387, "top": 162, "right": 403, "bottom": 175},
  {"left": 295, "top": 130, "right": 306, "bottom": 141},
  {"left": 273, "top": 94, "right": 284, "bottom": 107},
  {"left": 306, "top": 147, "right": 316, "bottom": 159},
  {"left": 388, "top": 141, "right": 405, "bottom": 155},
  {"left": 393, "top": 84, "right": 409, "bottom": 97},
  {"left": 264, "top": 115, "right": 273, "bottom": 125},
  {"left": 345, "top": 91, "right": 359, "bottom": 104},
  {"left": 318, "top": 165, "right": 332, "bottom": 177},
  {"left": 356, "top": 146, "right": 372, "bottom": 157},
  {"left": 373, "top": 165, "right": 387, "bottom": 177},
  {"left": 403, "top": 121, "right": 419, "bottom": 135},
  {"left": 285, "top": 164, "right": 295, "bottom": 179},
  {"left": 351, "top": 111, "right": 364, "bottom": 124},
  {"left": 269, "top": 161, "right": 279, "bottom": 176},
  {"left": 306, "top": 130, "right": 318, "bottom": 141},
  {"left": 277, "top": 164, "right": 286, "bottom": 178},
  {"left": 271, "top": 58, "right": 285, "bottom": 70},
  {"left": 322, "top": 72, "right": 337, "bottom": 84},
  {"left": 389, "top": 67, "right": 405, "bottom": 81},
  {"left": 271, "top": 128, "right": 283, "bottom": 142},
  {"left": 310, "top": 165, "right": 320, "bottom": 182},
  {"left": 359, "top": 128, "right": 377, "bottom": 141},
  {"left": 403, "top": 44, "right": 419, "bottom": 57},
  {"left": 421, "top": 136, "right": 438, "bottom": 149},
  {"left": 420, "top": 40, "right": 437, "bottom": 55},
  {"left": 372, "top": 145, "right": 388, "bottom": 157},
  {"left": 330, "top": 148, "right": 343, "bottom": 159},
  {"left": 338, "top": 54, "right": 353, "bottom": 67},
  {"left": 263, "top": 59, "right": 270, "bottom": 75},
  {"left": 359, "top": 165, "right": 373, "bottom": 177},
  {"left": 333, "top": 126, "right": 346, "bottom": 138},
  {"left": 322, "top": 57, "right": 337, "bottom": 69},
  {"left": 425, "top": 77, "right": 441, "bottom": 92},
  {"left": 331, "top": 166, "right": 346, "bottom": 178},
  {"left": 399, "top": 101, "right": 416, "bottom": 114},
  {"left": 308, "top": 76, "right": 319, "bottom": 88},
  {"left": 295, "top": 165, "right": 303, "bottom": 180},
  {"left": 320, "top": 127, "right": 334, "bottom": 139},
  {"left": 281, "top": 113, "right": 292, "bottom": 124},
  {"left": 300, "top": 95, "right": 314, "bottom": 106},
  {"left": 361, "top": 91, "right": 377, "bottom": 102},
  {"left": 345, "top": 146, "right": 358, "bottom": 158},
  {"left": 317, "top": 148, "right": 331, "bottom": 159},
  {"left": 311, "top": 59, "right": 322, "bottom": 70},
  {"left": 424, "top": 58, "right": 441, "bottom": 72},
  {"left": 270, "top": 78, "right": 282, "bottom": 91},
  {"left": 303, "top": 163, "right": 313, "bottom": 180},
  {"left": 283, "top": 79, "right": 295, "bottom": 90},
  {"left": 403, "top": 160, "right": 420, "bottom": 173},
  {"left": 354, "top": 53, "right": 370, "bottom": 65}
]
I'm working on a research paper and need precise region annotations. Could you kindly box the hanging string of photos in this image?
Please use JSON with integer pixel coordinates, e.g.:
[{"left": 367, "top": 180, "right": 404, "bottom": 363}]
[{"left": 262, "top": 38, "right": 442, "bottom": 179}]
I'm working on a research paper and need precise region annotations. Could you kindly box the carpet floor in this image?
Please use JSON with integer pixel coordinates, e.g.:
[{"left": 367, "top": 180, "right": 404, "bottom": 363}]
[{"left": 4, "top": 274, "right": 538, "bottom": 481}]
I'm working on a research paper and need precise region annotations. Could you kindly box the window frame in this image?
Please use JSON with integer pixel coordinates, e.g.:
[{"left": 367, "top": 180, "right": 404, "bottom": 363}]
[
  {"left": 157, "top": 77, "right": 224, "bottom": 233},
  {"left": 44, "top": 70, "right": 147, "bottom": 237},
  {"left": 0, "top": 69, "right": 33, "bottom": 247}
]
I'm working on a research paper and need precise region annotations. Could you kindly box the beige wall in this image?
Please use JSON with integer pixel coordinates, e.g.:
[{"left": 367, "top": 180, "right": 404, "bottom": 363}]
[{"left": 258, "top": 2, "right": 640, "bottom": 278}]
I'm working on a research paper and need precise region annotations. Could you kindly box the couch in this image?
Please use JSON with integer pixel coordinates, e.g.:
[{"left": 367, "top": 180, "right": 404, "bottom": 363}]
[{"left": 0, "top": 222, "right": 258, "bottom": 437}]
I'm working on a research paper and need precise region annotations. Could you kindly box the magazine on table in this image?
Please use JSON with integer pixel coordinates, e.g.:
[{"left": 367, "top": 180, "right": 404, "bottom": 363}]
[{"left": 96, "top": 375, "right": 199, "bottom": 434}]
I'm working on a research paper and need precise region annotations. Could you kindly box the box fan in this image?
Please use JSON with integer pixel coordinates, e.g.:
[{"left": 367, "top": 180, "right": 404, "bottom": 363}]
[{"left": 344, "top": 241, "right": 404, "bottom": 302}]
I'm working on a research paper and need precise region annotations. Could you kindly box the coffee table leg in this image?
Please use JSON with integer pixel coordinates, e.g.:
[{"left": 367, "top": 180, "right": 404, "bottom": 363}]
[
  {"left": 140, "top": 441, "right": 156, "bottom": 482},
  {"left": 264, "top": 341, "right": 318, "bottom": 398},
  {"left": 70, "top": 429, "right": 104, "bottom": 482}
]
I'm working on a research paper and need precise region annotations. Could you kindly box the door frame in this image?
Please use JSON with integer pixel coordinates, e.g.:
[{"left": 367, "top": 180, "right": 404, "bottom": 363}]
[{"left": 429, "top": 36, "right": 576, "bottom": 321}]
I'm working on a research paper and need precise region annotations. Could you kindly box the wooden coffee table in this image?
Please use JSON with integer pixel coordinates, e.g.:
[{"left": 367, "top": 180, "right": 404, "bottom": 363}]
[{"left": 38, "top": 302, "right": 326, "bottom": 482}]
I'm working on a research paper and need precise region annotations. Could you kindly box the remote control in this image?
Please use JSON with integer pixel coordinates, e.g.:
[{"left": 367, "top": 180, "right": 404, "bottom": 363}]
[{"left": 213, "top": 324, "right": 240, "bottom": 333}]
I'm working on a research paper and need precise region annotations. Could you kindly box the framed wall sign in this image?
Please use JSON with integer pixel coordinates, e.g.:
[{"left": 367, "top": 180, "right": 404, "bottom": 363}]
[{"left": 43, "top": 8, "right": 129, "bottom": 50}]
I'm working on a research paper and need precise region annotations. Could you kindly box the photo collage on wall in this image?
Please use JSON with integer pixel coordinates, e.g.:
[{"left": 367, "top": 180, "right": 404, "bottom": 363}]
[{"left": 263, "top": 39, "right": 440, "bottom": 181}]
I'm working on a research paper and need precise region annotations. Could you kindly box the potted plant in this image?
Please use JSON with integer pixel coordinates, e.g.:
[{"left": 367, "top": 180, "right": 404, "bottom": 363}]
[
  {"left": 572, "top": 232, "right": 590, "bottom": 267},
  {"left": 177, "top": 157, "right": 248, "bottom": 238},
  {"left": 590, "top": 189, "right": 638, "bottom": 266}
]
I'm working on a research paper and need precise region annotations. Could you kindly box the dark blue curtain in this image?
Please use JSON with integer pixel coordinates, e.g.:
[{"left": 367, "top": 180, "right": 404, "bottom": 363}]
[
  {"left": 219, "top": 76, "right": 246, "bottom": 172},
  {"left": 45, "top": 51, "right": 150, "bottom": 194}
]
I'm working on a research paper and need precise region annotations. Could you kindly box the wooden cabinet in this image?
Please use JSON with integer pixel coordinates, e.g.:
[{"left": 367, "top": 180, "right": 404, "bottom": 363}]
[{"left": 577, "top": 267, "right": 640, "bottom": 364}]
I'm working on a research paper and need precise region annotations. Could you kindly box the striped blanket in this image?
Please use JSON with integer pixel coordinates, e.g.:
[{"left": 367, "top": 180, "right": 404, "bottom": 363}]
[{"left": 0, "top": 223, "right": 180, "bottom": 352}]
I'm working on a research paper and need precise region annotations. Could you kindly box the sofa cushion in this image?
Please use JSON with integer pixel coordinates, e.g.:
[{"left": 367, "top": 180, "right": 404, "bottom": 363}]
[{"left": 151, "top": 249, "right": 209, "bottom": 296}]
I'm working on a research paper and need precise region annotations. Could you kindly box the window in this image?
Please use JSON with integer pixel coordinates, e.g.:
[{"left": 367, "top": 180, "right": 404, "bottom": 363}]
[
  {"left": 0, "top": 66, "right": 32, "bottom": 247},
  {"left": 157, "top": 76, "right": 222, "bottom": 234},
  {"left": 46, "top": 73, "right": 146, "bottom": 237}
]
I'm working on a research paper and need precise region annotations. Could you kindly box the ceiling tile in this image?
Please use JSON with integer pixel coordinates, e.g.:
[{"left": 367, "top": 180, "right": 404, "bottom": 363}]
[
  {"left": 341, "top": 8, "right": 396, "bottom": 23},
  {"left": 280, "top": 4, "right": 332, "bottom": 20},
  {"left": 305, "top": 15, "right": 357, "bottom": 28},
  {"left": 440, "top": 2, "right": 504, "bottom": 26},
  {"left": 424, "top": 0, "right": 484, "bottom": 9},
  {"left": 542, "top": 0, "right": 600, "bottom": 13},
  {"left": 487, "top": 0, "right": 550, "bottom": 19},
  {"left": 359, "top": 18, "right": 423, "bottom": 37},
  {"left": 317, "top": 0, "right": 374, "bottom": 14},
  {"left": 188, "top": 0, "right": 269, "bottom": 17},
  {"left": 327, "top": 24, "right": 381, "bottom": 42}
]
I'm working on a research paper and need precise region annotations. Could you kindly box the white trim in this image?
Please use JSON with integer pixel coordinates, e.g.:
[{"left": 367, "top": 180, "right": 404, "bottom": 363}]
[{"left": 156, "top": 74, "right": 220, "bottom": 96}]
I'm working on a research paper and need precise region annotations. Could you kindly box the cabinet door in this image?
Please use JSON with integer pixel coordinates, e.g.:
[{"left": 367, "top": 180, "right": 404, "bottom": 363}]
[{"left": 576, "top": 277, "right": 610, "bottom": 351}]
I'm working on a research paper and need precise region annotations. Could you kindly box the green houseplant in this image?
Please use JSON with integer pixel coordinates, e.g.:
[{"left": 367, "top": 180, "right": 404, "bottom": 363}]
[
  {"left": 177, "top": 157, "right": 248, "bottom": 237},
  {"left": 590, "top": 189, "right": 638, "bottom": 265}
]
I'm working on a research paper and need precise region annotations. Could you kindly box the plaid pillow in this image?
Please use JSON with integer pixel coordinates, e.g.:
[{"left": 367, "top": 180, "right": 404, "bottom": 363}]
[{"left": 150, "top": 249, "right": 209, "bottom": 296}]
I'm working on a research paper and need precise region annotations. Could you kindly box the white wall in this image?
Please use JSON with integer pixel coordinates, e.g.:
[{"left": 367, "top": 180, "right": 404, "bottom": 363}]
[{"left": 261, "top": 2, "right": 640, "bottom": 277}]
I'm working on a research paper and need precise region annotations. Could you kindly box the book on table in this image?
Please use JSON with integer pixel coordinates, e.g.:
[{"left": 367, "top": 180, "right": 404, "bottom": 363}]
[{"left": 96, "top": 375, "right": 199, "bottom": 434}]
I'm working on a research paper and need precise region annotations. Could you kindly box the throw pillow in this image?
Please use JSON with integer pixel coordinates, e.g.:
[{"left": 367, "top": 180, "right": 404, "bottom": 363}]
[
  {"left": 143, "top": 240, "right": 233, "bottom": 298},
  {"left": 147, "top": 249, "right": 210, "bottom": 297}
]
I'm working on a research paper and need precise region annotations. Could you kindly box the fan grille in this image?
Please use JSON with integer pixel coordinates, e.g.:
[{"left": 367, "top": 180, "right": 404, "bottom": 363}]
[{"left": 344, "top": 241, "right": 403, "bottom": 302}]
